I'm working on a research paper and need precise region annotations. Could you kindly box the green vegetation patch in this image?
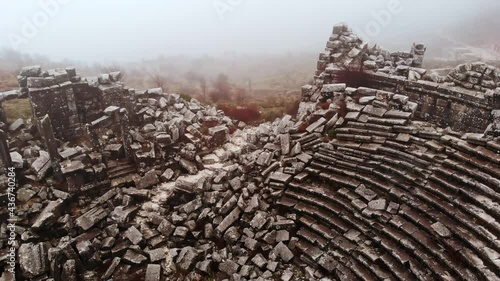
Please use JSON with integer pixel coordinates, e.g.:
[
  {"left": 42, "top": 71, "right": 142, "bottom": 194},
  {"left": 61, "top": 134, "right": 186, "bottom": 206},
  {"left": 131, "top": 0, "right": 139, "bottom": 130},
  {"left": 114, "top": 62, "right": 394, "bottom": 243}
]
[{"left": 3, "top": 98, "right": 32, "bottom": 123}]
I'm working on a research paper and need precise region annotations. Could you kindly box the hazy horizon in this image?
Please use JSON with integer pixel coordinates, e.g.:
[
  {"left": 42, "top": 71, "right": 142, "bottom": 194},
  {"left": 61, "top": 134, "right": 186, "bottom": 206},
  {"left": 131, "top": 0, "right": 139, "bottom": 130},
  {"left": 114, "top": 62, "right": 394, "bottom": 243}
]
[{"left": 1, "top": 0, "right": 499, "bottom": 63}]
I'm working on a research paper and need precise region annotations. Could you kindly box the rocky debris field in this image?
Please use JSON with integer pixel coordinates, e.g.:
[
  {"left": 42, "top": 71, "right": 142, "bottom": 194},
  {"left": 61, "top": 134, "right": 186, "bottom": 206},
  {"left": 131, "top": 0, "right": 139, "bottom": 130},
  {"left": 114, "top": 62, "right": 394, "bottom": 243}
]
[{"left": 0, "top": 81, "right": 332, "bottom": 281}]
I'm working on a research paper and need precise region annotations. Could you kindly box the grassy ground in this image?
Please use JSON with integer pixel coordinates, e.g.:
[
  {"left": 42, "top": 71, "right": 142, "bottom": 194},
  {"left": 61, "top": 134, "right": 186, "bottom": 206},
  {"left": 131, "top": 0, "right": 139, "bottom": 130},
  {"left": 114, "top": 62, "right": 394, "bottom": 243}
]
[
  {"left": 0, "top": 71, "right": 18, "bottom": 92},
  {"left": 0, "top": 70, "right": 32, "bottom": 123},
  {"left": 3, "top": 98, "right": 32, "bottom": 123}
]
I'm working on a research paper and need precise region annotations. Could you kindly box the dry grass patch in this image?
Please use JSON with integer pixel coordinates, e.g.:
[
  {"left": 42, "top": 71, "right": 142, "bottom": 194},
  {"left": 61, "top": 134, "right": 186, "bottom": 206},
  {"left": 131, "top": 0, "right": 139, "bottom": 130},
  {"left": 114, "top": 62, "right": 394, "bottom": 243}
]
[{"left": 3, "top": 98, "right": 32, "bottom": 123}]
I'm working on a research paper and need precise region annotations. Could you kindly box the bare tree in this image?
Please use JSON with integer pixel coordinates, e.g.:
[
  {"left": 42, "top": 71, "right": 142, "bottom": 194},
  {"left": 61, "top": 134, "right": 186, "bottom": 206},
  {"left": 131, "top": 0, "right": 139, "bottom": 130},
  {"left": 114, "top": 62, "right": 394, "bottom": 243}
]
[
  {"left": 198, "top": 76, "right": 208, "bottom": 102},
  {"left": 146, "top": 68, "right": 169, "bottom": 92},
  {"left": 234, "top": 86, "right": 247, "bottom": 103},
  {"left": 210, "top": 73, "right": 232, "bottom": 103}
]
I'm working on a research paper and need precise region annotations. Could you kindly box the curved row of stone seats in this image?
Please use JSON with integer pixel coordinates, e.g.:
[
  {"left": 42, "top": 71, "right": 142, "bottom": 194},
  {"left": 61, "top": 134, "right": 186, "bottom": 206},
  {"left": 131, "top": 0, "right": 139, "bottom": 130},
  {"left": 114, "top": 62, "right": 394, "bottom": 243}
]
[
  {"left": 324, "top": 172, "right": 484, "bottom": 278},
  {"left": 280, "top": 192, "right": 413, "bottom": 280},
  {"left": 374, "top": 159, "right": 494, "bottom": 266},
  {"left": 296, "top": 228, "right": 379, "bottom": 281},
  {"left": 330, "top": 112, "right": 498, "bottom": 217},
  {"left": 296, "top": 178, "right": 446, "bottom": 276},
  {"left": 446, "top": 140, "right": 500, "bottom": 166},
  {"left": 413, "top": 186, "right": 500, "bottom": 256},
  {"left": 280, "top": 180, "right": 460, "bottom": 280},
  {"left": 431, "top": 167, "right": 500, "bottom": 218},
  {"left": 442, "top": 159, "right": 500, "bottom": 190},
  {"left": 286, "top": 136, "right": 500, "bottom": 278},
  {"left": 280, "top": 193, "right": 390, "bottom": 279},
  {"left": 308, "top": 158, "right": 500, "bottom": 278},
  {"left": 316, "top": 139, "right": 500, "bottom": 272},
  {"left": 444, "top": 149, "right": 500, "bottom": 180}
]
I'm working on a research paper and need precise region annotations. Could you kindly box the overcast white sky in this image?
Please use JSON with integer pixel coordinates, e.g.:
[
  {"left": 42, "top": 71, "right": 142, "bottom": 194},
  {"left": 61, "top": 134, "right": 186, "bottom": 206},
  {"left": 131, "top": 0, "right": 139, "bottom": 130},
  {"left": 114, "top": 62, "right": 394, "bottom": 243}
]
[{"left": 0, "top": 0, "right": 498, "bottom": 62}]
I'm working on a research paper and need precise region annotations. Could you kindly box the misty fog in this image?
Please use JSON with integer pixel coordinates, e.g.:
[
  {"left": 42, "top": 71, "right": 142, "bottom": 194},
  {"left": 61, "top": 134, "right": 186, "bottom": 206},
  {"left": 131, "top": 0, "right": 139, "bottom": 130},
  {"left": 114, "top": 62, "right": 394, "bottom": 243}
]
[{"left": 1, "top": 0, "right": 499, "bottom": 62}]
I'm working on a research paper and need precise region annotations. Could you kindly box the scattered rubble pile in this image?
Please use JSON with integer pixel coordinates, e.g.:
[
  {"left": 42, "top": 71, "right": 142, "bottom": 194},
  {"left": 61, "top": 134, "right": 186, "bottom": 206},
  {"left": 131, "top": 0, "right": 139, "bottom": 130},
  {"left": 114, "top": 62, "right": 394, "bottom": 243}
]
[
  {"left": 447, "top": 62, "right": 500, "bottom": 91},
  {"left": 0, "top": 22, "right": 500, "bottom": 281},
  {"left": 316, "top": 23, "right": 427, "bottom": 82},
  {"left": 316, "top": 23, "right": 500, "bottom": 90},
  {"left": 310, "top": 23, "right": 500, "bottom": 134},
  {"left": 0, "top": 65, "right": 317, "bottom": 281}
]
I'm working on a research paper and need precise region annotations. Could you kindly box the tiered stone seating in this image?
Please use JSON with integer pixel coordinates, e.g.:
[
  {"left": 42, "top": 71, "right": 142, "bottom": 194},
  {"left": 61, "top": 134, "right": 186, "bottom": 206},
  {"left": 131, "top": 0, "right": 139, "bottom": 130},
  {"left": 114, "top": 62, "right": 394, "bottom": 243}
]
[
  {"left": 283, "top": 181, "right": 457, "bottom": 280},
  {"left": 277, "top": 87, "right": 500, "bottom": 280}
]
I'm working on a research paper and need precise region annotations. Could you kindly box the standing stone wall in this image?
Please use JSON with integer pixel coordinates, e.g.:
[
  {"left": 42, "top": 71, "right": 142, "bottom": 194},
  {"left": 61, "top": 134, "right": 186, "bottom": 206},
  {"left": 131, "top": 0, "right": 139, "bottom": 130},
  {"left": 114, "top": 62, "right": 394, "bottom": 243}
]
[
  {"left": 72, "top": 82, "right": 104, "bottom": 124},
  {"left": 364, "top": 72, "right": 497, "bottom": 132},
  {"left": 29, "top": 82, "right": 80, "bottom": 140},
  {"left": 99, "top": 84, "right": 135, "bottom": 123},
  {"left": 14, "top": 66, "right": 134, "bottom": 141}
]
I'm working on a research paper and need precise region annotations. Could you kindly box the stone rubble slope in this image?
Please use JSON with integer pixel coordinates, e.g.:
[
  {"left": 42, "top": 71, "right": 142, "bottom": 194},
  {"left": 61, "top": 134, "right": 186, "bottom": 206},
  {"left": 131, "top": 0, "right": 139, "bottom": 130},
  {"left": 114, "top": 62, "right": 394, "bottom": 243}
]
[{"left": 0, "top": 79, "right": 319, "bottom": 280}]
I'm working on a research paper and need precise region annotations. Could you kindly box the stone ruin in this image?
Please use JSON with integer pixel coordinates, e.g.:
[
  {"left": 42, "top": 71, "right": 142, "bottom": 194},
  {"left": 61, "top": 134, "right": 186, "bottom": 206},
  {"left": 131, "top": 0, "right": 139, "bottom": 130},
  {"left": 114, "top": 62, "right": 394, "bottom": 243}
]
[
  {"left": 8, "top": 65, "right": 134, "bottom": 141},
  {"left": 311, "top": 23, "right": 500, "bottom": 134},
  {"left": 0, "top": 22, "right": 499, "bottom": 281}
]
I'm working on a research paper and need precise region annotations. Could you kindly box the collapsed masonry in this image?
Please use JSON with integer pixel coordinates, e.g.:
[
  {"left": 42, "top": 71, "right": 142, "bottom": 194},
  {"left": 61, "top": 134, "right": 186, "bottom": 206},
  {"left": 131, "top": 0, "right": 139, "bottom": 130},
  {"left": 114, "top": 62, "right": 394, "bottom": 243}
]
[
  {"left": 0, "top": 22, "right": 500, "bottom": 281},
  {"left": 310, "top": 23, "right": 500, "bottom": 134}
]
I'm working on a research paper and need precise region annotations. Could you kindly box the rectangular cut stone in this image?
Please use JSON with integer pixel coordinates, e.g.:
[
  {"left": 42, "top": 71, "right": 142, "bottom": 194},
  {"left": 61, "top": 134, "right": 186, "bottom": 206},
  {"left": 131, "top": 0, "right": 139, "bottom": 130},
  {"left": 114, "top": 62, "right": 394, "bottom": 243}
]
[
  {"left": 145, "top": 264, "right": 161, "bottom": 281},
  {"left": 208, "top": 125, "right": 228, "bottom": 147},
  {"left": 297, "top": 153, "right": 313, "bottom": 163},
  {"left": 31, "top": 199, "right": 64, "bottom": 229},
  {"left": 31, "top": 151, "right": 51, "bottom": 179},
  {"left": 19, "top": 242, "right": 49, "bottom": 279},
  {"left": 75, "top": 206, "right": 109, "bottom": 231},
  {"left": 269, "top": 172, "right": 292, "bottom": 184},
  {"left": 362, "top": 105, "right": 387, "bottom": 117},
  {"left": 306, "top": 118, "right": 327, "bottom": 133},
  {"left": 322, "top": 83, "right": 346, "bottom": 93},
  {"left": 102, "top": 257, "right": 121, "bottom": 279},
  {"left": 384, "top": 110, "right": 412, "bottom": 119},
  {"left": 61, "top": 160, "right": 85, "bottom": 175},
  {"left": 344, "top": 111, "right": 360, "bottom": 121},
  {"left": 215, "top": 207, "right": 241, "bottom": 235},
  {"left": 59, "top": 147, "right": 80, "bottom": 159},
  {"left": 280, "top": 133, "right": 290, "bottom": 155},
  {"left": 91, "top": 115, "right": 112, "bottom": 128}
]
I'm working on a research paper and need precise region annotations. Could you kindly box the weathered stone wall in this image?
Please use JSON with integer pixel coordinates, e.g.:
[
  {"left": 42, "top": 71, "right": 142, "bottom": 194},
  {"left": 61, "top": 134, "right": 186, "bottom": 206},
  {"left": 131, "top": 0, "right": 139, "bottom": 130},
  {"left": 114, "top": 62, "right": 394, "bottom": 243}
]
[
  {"left": 364, "top": 72, "right": 496, "bottom": 132},
  {"left": 72, "top": 82, "right": 135, "bottom": 125},
  {"left": 99, "top": 84, "right": 135, "bottom": 124},
  {"left": 29, "top": 82, "right": 80, "bottom": 140},
  {"left": 72, "top": 82, "right": 104, "bottom": 123},
  {"left": 307, "top": 23, "right": 500, "bottom": 134},
  {"left": 13, "top": 66, "right": 134, "bottom": 140},
  {"left": 315, "top": 23, "right": 427, "bottom": 80}
]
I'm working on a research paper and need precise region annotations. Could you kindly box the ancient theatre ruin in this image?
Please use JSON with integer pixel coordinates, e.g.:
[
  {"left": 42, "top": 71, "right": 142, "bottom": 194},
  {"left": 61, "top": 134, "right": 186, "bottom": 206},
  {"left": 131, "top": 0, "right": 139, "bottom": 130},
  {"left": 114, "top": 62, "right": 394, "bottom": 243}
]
[{"left": 0, "top": 23, "right": 500, "bottom": 281}]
